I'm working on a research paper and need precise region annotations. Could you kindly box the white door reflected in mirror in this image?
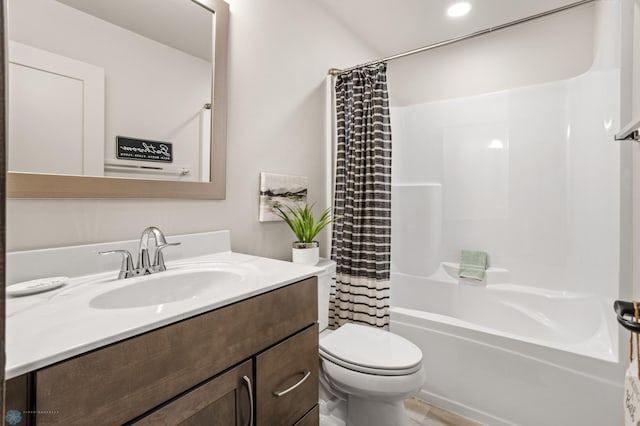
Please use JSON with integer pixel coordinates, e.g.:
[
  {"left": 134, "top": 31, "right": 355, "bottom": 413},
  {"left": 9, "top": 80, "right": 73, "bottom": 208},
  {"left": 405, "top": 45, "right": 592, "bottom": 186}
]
[{"left": 7, "top": 0, "right": 214, "bottom": 182}]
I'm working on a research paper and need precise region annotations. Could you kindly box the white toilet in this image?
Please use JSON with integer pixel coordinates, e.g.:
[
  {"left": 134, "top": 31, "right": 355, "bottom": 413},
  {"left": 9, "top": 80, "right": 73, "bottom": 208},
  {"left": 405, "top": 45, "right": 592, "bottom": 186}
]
[{"left": 316, "top": 259, "right": 426, "bottom": 426}]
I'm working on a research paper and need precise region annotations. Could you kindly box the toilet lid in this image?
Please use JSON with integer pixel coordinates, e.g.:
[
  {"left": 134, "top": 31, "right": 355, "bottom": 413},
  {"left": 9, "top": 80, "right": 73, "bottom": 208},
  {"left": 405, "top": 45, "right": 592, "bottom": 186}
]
[{"left": 319, "top": 323, "right": 423, "bottom": 376}]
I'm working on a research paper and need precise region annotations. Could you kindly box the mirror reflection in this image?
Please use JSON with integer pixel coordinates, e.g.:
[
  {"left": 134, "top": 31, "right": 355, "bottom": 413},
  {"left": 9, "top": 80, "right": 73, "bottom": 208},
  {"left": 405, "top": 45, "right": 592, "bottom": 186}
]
[{"left": 7, "top": 0, "right": 214, "bottom": 182}]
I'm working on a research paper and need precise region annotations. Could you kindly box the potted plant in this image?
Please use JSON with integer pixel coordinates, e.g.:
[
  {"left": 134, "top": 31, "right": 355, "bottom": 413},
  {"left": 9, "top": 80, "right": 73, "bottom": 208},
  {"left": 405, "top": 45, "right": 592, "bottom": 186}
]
[{"left": 273, "top": 203, "right": 335, "bottom": 265}]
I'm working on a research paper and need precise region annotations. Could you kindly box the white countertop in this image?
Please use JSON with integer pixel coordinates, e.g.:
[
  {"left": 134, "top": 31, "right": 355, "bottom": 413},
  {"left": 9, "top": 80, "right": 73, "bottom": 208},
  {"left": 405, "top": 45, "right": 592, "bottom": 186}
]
[{"left": 6, "top": 248, "right": 320, "bottom": 379}]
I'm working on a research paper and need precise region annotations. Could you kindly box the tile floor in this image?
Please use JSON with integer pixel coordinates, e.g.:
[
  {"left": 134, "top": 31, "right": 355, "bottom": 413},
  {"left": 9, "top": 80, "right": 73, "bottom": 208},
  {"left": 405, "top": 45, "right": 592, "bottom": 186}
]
[
  {"left": 404, "top": 398, "right": 482, "bottom": 426},
  {"left": 319, "top": 396, "right": 481, "bottom": 426}
]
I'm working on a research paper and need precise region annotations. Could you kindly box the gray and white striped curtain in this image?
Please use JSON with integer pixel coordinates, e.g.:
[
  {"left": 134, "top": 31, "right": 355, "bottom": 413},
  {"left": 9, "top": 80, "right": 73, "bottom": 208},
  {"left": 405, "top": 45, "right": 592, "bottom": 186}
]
[{"left": 329, "top": 63, "right": 392, "bottom": 329}]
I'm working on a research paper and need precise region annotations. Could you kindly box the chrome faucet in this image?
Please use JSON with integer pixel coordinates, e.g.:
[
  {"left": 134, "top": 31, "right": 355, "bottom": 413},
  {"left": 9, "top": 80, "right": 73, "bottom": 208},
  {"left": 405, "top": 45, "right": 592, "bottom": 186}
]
[
  {"left": 137, "top": 226, "right": 181, "bottom": 274},
  {"left": 99, "top": 226, "right": 181, "bottom": 279}
]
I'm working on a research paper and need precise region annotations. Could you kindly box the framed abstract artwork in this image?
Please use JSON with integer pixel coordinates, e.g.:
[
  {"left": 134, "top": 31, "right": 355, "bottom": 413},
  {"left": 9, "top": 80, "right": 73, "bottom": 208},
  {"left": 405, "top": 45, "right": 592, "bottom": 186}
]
[{"left": 259, "top": 172, "right": 308, "bottom": 222}]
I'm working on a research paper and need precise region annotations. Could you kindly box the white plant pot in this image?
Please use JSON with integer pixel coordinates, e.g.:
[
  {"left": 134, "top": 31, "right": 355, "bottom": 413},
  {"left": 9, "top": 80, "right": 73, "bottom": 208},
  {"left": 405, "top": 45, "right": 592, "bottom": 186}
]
[{"left": 292, "top": 241, "right": 320, "bottom": 265}]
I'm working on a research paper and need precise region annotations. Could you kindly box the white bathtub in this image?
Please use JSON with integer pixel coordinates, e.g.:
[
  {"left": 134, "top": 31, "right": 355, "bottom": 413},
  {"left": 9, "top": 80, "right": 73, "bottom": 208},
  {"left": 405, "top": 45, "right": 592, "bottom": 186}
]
[{"left": 389, "top": 265, "right": 624, "bottom": 426}]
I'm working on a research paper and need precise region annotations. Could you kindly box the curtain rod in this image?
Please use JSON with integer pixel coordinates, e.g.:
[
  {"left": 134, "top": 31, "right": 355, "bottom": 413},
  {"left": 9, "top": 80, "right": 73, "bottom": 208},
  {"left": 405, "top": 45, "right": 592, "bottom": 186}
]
[{"left": 328, "top": 0, "right": 596, "bottom": 76}]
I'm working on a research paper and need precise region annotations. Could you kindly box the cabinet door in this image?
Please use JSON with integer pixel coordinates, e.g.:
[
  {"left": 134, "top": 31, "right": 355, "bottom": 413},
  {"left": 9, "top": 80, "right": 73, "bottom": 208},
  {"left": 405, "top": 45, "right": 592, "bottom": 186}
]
[
  {"left": 256, "top": 324, "right": 319, "bottom": 426},
  {"left": 5, "top": 375, "right": 33, "bottom": 426},
  {"left": 133, "top": 360, "right": 254, "bottom": 426}
]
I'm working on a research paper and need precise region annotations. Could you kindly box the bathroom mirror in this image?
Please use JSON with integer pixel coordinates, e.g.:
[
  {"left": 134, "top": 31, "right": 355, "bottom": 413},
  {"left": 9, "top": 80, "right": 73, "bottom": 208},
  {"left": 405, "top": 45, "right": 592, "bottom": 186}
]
[{"left": 6, "top": 0, "right": 228, "bottom": 199}]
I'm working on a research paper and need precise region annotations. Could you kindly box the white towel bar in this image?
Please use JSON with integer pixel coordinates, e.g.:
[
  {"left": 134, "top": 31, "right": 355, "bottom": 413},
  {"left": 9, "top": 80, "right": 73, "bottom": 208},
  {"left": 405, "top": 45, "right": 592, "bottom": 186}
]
[{"left": 104, "top": 163, "right": 190, "bottom": 176}]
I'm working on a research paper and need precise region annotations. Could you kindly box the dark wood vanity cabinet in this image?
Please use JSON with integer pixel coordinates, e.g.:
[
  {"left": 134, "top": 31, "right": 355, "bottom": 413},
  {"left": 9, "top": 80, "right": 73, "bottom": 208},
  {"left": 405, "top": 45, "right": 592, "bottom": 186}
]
[{"left": 5, "top": 277, "right": 319, "bottom": 426}]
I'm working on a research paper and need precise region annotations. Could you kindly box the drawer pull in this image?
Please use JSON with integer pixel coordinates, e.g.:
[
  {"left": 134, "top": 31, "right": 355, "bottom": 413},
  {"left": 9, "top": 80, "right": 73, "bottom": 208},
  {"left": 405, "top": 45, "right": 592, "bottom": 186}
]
[
  {"left": 242, "top": 375, "right": 254, "bottom": 426},
  {"left": 272, "top": 370, "right": 311, "bottom": 397}
]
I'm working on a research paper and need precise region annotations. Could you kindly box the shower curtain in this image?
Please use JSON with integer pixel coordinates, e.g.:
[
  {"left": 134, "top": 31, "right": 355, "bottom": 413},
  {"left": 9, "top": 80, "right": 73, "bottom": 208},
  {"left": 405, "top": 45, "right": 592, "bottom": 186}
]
[{"left": 329, "top": 63, "right": 392, "bottom": 329}]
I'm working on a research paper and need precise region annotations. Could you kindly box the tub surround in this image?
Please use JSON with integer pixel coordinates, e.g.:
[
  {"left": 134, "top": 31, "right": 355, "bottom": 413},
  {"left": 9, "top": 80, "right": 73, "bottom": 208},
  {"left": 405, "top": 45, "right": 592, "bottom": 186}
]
[
  {"left": 386, "top": 4, "right": 628, "bottom": 420},
  {"left": 6, "top": 230, "right": 320, "bottom": 378}
]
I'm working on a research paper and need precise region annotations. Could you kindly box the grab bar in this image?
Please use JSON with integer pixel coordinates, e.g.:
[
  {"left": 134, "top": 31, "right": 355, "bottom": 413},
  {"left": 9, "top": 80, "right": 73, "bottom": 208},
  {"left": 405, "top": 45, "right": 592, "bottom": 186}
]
[
  {"left": 614, "top": 300, "right": 640, "bottom": 332},
  {"left": 615, "top": 118, "right": 640, "bottom": 141}
]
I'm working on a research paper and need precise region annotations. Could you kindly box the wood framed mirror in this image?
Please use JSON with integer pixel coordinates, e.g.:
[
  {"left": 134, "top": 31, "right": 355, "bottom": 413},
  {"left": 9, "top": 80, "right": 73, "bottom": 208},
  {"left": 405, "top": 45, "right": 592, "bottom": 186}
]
[{"left": 6, "top": 0, "right": 228, "bottom": 199}]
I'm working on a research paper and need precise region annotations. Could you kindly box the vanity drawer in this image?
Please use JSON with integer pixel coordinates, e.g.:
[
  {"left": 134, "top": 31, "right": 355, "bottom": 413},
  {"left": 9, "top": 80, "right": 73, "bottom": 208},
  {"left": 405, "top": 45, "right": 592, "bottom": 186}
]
[
  {"left": 256, "top": 324, "right": 319, "bottom": 426},
  {"left": 132, "top": 360, "right": 253, "bottom": 426},
  {"left": 34, "top": 277, "right": 317, "bottom": 426}
]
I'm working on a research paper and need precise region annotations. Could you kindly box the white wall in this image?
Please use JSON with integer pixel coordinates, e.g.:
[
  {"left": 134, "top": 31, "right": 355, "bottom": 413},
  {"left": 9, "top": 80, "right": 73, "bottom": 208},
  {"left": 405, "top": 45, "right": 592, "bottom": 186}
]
[
  {"left": 6, "top": 0, "right": 377, "bottom": 258},
  {"left": 8, "top": 0, "right": 212, "bottom": 181}
]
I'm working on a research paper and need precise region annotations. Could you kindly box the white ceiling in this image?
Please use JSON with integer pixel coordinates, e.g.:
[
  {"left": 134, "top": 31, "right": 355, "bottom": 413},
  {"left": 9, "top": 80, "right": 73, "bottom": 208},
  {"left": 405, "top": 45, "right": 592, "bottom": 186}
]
[
  {"left": 54, "top": 0, "right": 594, "bottom": 81},
  {"left": 314, "top": 0, "right": 587, "bottom": 58},
  {"left": 55, "top": 0, "right": 586, "bottom": 66},
  {"left": 57, "top": 0, "right": 212, "bottom": 61}
]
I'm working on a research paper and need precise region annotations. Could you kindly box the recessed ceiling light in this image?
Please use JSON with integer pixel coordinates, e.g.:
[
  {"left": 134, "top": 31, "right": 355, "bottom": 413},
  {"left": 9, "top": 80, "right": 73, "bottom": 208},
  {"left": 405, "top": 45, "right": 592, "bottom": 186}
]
[{"left": 447, "top": 2, "right": 472, "bottom": 18}]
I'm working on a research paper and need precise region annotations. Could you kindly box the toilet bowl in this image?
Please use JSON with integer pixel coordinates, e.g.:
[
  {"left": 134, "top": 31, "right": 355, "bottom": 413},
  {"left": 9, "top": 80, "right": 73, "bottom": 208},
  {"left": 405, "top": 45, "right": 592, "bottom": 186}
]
[{"left": 316, "top": 260, "right": 426, "bottom": 426}]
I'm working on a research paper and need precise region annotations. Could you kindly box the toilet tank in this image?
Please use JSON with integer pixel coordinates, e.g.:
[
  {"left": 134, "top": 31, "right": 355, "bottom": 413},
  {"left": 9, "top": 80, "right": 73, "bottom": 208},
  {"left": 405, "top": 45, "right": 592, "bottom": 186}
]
[{"left": 315, "top": 259, "right": 336, "bottom": 332}]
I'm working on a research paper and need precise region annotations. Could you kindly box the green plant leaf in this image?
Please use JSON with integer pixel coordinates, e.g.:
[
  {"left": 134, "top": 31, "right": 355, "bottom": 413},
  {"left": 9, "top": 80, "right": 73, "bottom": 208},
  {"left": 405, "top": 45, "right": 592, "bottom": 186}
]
[{"left": 273, "top": 202, "right": 337, "bottom": 243}]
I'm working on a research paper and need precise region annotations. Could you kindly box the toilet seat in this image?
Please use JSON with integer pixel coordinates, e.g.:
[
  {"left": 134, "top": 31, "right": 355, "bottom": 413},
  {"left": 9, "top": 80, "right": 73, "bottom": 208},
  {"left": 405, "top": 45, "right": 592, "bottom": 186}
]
[
  {"left": 319, "top": 323, "right": 422, "bottom": 376},
  {"left": 320, "top": 356, "right": 426, "bottom": 402}
]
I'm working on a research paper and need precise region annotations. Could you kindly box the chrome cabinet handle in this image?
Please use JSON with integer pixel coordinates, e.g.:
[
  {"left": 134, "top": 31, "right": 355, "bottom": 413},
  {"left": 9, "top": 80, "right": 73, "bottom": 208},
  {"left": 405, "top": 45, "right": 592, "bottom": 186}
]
[
  {"left": 242, "top": 375, "right": 254, "bottom": 426},
  {"left": 272, "top": 370, "right": 311, "bottom": 397}
]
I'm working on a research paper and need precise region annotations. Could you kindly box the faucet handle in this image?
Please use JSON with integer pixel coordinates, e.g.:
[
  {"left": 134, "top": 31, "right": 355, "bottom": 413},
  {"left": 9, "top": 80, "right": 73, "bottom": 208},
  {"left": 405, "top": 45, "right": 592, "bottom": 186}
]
[
  {"left": 99, "top": 250, "right": 135, "bottom": 279},
  {"left": 153, "top": 242, "right": 181, "bottom": 272}
]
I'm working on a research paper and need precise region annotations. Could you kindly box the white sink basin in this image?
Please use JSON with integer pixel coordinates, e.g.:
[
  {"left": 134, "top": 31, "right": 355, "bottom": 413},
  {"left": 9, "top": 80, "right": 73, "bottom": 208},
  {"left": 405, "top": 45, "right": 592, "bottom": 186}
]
[{"left": 89, "top": 267, "right": 245, "bottom": 309}]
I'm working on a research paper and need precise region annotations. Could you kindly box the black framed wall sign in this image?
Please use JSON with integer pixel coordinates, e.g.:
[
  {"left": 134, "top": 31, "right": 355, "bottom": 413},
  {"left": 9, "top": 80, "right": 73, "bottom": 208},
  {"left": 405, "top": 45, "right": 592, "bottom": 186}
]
[{"left": 116, "top": 136, "right": 173, "bottom": 163}]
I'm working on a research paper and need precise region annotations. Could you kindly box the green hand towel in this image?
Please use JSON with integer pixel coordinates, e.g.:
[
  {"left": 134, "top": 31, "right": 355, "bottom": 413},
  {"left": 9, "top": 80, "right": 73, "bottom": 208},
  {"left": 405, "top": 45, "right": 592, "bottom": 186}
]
[{"left": 459, "top": 250, "right": 488, "bottom": 281}]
